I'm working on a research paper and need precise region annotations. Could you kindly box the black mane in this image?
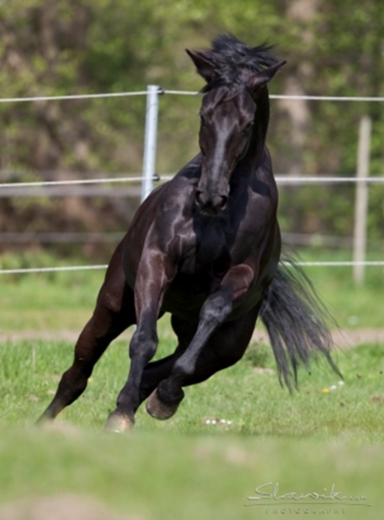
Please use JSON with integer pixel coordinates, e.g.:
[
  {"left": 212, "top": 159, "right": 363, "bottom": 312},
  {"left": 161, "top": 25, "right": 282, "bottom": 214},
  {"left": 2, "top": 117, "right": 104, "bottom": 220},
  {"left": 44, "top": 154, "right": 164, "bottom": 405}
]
[
  {"left": 212, "top": 34, "right": 279, "bottom": 71},
  {"left": 201, "top": 34, "right": 280, "bottom": 92}
]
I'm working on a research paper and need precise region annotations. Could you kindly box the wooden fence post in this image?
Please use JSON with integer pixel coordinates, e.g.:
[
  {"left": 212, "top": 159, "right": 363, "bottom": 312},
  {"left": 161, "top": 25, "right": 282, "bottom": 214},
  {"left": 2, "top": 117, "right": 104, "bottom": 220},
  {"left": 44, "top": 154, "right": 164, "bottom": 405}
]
[{"left": 353, "top": 116, "right": 371, "bottom": 286}]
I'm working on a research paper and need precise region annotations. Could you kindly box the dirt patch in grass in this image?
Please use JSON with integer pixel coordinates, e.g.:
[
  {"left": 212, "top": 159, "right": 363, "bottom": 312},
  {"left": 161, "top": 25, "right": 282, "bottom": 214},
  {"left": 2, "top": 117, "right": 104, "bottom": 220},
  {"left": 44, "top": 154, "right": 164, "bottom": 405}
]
[
  {"left": 1, "top": 328, "right": 384, "bottom": 348},
  {"left": 0, "top": 494, "right": 144, "bottom": 520},
  {"left": 252, "top": 328, "right": 384, "bottom": 349},
  {"left": 0, "top": 330, "right": 132, "bottom": 344}
]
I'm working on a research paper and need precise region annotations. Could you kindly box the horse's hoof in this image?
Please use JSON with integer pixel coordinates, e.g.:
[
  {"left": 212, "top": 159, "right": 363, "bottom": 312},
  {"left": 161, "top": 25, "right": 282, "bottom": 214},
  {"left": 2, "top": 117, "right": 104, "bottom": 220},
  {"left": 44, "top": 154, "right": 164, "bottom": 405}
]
[
  {"left": 146, "top": 389, "right": 180, "bottom": 420},
  {"left": 35, "top": 415, "right": 51, "bottom": 427},
  {"left": 104, "top": 412, "right": 134, "bottom": 433}
]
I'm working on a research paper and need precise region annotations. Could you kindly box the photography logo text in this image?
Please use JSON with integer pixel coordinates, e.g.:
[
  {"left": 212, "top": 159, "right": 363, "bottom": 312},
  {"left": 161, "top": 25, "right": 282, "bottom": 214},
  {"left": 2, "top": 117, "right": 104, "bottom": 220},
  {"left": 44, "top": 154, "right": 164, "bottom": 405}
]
[{"left": 244, "top": 482, "right": 371, "bottom": 515}]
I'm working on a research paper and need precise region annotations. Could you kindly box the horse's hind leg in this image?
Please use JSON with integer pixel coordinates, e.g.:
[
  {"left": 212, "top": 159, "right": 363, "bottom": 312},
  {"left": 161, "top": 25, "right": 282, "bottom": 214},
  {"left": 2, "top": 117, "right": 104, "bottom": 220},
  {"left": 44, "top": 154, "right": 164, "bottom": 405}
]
[{"left": 37, "top": 242, "right": 135, "bottom": 424}]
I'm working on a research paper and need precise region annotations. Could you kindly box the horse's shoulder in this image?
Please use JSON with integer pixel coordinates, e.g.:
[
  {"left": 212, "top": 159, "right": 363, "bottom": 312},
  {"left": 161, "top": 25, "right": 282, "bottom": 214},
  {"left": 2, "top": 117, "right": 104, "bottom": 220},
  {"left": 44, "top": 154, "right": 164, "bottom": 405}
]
[{"left": 154, "top": 176, "right": 195, "bottom": 215}]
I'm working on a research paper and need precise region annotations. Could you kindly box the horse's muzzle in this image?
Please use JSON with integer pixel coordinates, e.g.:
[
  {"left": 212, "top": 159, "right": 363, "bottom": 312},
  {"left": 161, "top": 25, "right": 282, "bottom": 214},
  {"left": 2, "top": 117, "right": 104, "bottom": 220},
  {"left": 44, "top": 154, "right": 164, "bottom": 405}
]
[{"left": 195, "top": 189, "right": 228, "bottom": 216}]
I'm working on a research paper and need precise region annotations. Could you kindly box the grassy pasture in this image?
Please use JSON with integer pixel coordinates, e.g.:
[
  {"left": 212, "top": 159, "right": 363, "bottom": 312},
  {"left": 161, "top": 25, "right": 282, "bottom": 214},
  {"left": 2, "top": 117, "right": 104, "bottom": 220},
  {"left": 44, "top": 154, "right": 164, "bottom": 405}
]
[
  {"left": 1, "top": 334, "right": 384, "bottom": 437},
  {"left": 0, "top": 247, "right": 383, "bottom": 332},
  {"left": 0, "top": 249, "right": 383, "bottom": 519},
  {"left": 0, "top": 337, "right": 383, "bottom": 519}
]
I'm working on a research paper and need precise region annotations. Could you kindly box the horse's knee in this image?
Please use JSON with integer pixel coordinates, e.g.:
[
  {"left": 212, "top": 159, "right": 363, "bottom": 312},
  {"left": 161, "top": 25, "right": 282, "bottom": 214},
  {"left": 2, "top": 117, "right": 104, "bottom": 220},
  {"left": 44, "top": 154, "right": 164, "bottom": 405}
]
[
  {"left": 129, "top": 327, "right": 158, "bottom": 363},
  {"left": 200, "top": 290, "right": 232, "bottom": 325}
]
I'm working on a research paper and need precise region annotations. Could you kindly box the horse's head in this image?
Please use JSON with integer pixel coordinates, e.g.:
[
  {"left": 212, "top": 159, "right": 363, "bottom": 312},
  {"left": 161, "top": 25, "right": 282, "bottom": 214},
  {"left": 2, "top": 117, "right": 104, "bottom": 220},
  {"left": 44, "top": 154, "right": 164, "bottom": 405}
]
[{"left": 186, "top": 37, "right": 285, "bottom": 216}]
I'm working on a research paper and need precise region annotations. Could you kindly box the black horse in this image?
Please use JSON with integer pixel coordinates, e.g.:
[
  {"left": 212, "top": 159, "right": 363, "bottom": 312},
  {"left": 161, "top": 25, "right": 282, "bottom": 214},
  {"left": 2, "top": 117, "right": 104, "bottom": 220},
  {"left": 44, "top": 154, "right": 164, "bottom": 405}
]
[{"left": 38, "top": 35, "right": 339, "bottom": 432}]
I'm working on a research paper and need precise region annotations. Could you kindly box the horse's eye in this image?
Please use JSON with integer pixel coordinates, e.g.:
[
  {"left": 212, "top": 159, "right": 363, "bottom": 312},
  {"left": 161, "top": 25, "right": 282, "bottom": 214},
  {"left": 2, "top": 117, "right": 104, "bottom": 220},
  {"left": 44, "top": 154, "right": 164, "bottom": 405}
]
[
  {"left": 241, "top": 122, "right": 253, "bottom": 136},
  {"left": 200, "top": 115, "right": 207, "bottom": 127},
  {"left": 244, "top": 121, "right": 254, "bottom": 132}
]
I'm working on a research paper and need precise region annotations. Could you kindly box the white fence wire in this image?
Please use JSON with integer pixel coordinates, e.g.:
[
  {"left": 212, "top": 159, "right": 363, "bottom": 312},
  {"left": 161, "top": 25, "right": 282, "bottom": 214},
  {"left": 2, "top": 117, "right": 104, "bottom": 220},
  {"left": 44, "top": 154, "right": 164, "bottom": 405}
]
[
  {"left": 0, "top": 91, "right": 149, "bottom": 103},
  {"left": 0, "top": 176, "right": 152, "bottom": 190},
  {"left": 3, "top": 175, "right": 384, "bottom": 190},
  {"left": 1, "top": 261, "right": 384, "bottom": 276},
  {"left": 2, "top": 175, "right": 384, "bottom": 191},
  {"left": 1, "top": 87, "right": 383, "bottom": 275},
  {"left": 1, "top": 90, "right": 384, "bottom": 103}
]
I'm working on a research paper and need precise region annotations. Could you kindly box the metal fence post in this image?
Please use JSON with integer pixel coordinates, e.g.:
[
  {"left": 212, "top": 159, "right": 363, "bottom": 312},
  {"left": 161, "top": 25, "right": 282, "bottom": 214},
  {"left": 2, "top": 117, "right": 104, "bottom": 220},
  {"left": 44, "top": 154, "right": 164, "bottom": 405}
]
[{"left": 141, "top": 85, "right": 160, "bottom": 202}]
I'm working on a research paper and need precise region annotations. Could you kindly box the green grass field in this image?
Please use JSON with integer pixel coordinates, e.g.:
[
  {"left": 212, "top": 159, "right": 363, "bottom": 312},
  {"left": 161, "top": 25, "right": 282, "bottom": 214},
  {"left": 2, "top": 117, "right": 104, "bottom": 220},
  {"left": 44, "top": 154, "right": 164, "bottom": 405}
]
[{"left": 0, "top": 250, "right": 383, "bottom": 519}]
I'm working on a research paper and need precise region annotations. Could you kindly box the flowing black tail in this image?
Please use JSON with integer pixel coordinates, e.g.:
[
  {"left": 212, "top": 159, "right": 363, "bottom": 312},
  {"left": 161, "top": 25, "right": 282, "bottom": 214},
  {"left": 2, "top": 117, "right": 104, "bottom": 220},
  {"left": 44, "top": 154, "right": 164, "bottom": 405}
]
[{"left": 260, "top": 259, "right": 342, "bottom": 391}]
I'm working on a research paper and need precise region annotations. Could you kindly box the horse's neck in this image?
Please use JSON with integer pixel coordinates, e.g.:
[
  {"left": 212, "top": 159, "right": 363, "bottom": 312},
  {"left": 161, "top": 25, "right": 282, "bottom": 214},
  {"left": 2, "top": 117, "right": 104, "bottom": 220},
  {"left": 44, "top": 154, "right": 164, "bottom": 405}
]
[{"left": 245, "top": 89, "right": 270, "bottom": 173}]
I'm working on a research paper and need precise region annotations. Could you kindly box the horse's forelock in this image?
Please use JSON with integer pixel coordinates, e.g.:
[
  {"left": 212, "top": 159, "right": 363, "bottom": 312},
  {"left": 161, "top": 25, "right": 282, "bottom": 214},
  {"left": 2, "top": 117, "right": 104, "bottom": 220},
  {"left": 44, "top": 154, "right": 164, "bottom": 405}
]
[
  {"left": 211, "top": 34, "right": 279, "bottom": 72},
  {"left": 199, "top": 35, "right": 280, "bottom": 94}
]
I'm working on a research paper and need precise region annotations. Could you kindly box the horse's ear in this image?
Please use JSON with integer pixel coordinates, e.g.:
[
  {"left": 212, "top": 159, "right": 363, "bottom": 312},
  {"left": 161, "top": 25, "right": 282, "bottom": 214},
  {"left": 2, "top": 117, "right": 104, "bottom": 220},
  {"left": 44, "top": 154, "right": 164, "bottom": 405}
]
[
  {"left": 242, "top": 60, "right": 286, "bottom": 92},
  {"left": 186, "top": 49, "right": 218, "bottom": 83}
]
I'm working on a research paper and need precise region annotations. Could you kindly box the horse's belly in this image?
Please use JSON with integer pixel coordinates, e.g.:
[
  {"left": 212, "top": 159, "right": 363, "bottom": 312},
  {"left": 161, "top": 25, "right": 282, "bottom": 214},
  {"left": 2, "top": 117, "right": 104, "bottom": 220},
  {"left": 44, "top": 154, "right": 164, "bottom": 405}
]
[
  {"left": 162, "top": 287, "right": 207, "bottom": 321},
  {"left": 161, "top": 270, "right": 268, "bottom": 323}
]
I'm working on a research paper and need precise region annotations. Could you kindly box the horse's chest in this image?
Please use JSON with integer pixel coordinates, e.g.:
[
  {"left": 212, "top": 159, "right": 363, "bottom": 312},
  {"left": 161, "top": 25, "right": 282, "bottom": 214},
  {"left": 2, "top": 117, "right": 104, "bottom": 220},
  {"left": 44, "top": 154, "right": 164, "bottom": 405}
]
[
  {"left": 179, "top": 219, "right": 261, "bottom": 276},
  {"left": 180, "top": 223, "right": 232, "bottom": 279},
  {"left": 166, "top": 234, "right": 230, "bottom": 318}
]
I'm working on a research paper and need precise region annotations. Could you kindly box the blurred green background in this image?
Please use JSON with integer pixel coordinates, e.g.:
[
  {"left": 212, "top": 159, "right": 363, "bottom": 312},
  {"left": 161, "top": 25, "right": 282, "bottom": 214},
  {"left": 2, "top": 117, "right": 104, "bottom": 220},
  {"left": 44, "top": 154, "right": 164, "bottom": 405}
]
[{"left": 0, "top": 0, "right": 383, "bottom": 261}]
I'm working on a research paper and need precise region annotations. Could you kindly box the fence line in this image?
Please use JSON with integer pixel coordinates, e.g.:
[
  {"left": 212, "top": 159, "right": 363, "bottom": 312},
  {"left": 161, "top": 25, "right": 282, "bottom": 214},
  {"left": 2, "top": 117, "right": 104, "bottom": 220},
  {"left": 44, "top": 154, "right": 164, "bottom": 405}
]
[
  {"left": 275, "top": 176, "right": 384, "bottom": 184},
  {"left": 164, "top": 90, "right": 384, "bottom": 102},
  {"left": 159, "top": 175, "right": 384, "bottom": 184},
  {"left": 270, "top": 94, "right": 384, "bottom": 102},
  {"left": 1, "top": 260, "right": 384, "bottom": 276},
  {"left": 0, "top": 232, "right": 125, "bottom": 243},
  {"left": 1, "top": 175, "right": 384, "bottom": 191},
  {"left": 0, "top": 231, "right": 356, "bottom": 245},
  {"left": 1, "top": 86, "right": 383, "bottom": 276},
  {"left": 288, "top": 261, "right": 384, "bottom": 267},
  {"left": 1, "top": 90, "right": 384, "bottom": 103},
  {"left": 0, "top": 175, "right": 157, "bottom": 190},
  {"left": 0, "top": 265, "right": 108, "bottom": 275},
  {"left": 2, "top": 231, "right": 383, "bottom": 249},
  {"left": 0, "top": 91, "right": 149, "bottom": 103}
]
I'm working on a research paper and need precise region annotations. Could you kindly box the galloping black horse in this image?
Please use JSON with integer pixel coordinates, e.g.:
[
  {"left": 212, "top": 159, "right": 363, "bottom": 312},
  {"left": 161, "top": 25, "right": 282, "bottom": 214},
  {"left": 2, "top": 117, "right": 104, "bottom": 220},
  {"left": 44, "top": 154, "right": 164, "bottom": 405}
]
[{"left": 38, "top": 35, "right": 339, "bottom": 432}]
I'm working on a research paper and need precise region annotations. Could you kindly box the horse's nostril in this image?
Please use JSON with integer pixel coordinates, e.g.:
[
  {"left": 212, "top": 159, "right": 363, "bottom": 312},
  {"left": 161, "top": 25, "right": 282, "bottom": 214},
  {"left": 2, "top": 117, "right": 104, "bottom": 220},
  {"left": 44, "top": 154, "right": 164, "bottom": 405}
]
[
  {"left": 219, "top": 195, "right": 228, "bottom": 209},
  {"left": 195, "top": 190, "right": 208, "bottom": 208},
  {"left": 195, "top": 189, "right": 228, "bottom": 215}
]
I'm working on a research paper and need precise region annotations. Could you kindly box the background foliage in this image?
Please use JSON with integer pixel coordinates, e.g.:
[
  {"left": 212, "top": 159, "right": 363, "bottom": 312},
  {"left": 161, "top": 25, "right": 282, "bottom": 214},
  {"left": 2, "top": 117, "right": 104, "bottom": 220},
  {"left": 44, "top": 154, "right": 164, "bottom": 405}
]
[{"left": 0, "top": 0, "right": 383, "bottom": 259}]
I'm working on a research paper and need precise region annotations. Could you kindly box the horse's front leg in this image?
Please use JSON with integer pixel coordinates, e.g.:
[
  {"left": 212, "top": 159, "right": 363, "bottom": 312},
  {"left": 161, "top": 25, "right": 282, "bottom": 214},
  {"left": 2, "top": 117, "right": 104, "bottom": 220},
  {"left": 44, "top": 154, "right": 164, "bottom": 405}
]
[
  {"left": 104, "top": 250, "right": 174, "bottom": 433},
  {"left": 146, "top": 264, "right": 254, "bottom": 420},
  {"left": 37, "top": 240, "right": 135, "bottom": 425}
]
